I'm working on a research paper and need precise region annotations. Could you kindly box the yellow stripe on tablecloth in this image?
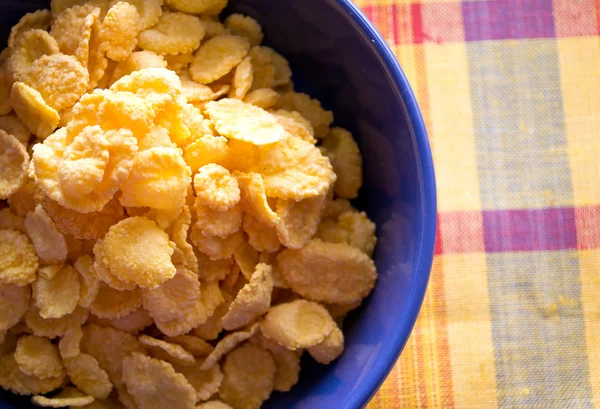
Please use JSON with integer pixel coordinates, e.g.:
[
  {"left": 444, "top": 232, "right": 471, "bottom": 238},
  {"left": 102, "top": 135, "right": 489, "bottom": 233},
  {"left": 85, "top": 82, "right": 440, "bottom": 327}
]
[
  {"left": 424, "top": 42, "right": 482, "bottom": 212},
  {"left": 443, "top": 253, "right": 499, "bottom": 408},
  {"left": 557, "top": 37, "right": 600, "bottom": 206},
  {"left": 578, "top": 250, "right": 600, "bottom": 407}
]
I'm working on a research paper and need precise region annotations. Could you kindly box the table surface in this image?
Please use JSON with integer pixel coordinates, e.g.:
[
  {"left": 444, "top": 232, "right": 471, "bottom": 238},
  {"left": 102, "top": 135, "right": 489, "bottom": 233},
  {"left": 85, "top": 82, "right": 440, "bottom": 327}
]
[{"left": 355, "top": 0, "right": 600, "bottom": 408}]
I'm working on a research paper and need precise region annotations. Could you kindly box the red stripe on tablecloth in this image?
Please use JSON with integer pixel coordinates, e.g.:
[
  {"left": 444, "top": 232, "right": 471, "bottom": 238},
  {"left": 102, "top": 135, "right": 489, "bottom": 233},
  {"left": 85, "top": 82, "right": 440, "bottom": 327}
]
[{"left": 436, "top": 206, "right": 600, "bottom": 254}]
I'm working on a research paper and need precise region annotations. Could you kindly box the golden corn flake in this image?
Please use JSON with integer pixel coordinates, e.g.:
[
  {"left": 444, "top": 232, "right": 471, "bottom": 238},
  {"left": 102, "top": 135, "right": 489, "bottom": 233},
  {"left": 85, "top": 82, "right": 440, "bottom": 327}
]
[
  {"left": 248, "top": 47, "right": 275, "bottom": 91},
  {"left": 74, "top": 255, "right": 100, "bottom": 309},
  {"left": 275, "top": 92, "right": 333, "bottom": 138},
  {"left": 326, "top": 210, "right": 377, "bottom": 256},
  {"left": 0, "top": 113, "right": 32, "bottom": 146},
  {"left": 74, "top": 8, "right": 100, "bottom": 70},
  {"left": 270, "top": 109, "right": 316, "bottom": 144},
  {"left": 234, "top": 172, "right": 278, "bottom": 227},
  {"left": 270, "top": 347, "right": 300, "bottom": 393},
  {"left": 120, "top": 147, "right": 191, "bottom": 211},
  {"left": 322, "top": 197, "right": 353, "bottom": 220},
  {"left": 0, "top": 353, "right": 66, "bottom": 396},
  {"left": 50, "top": 5, "right": 96, "bottom": 55},
  {"left": 204, "top": 98, "right": 285, "bottom": 146},
  {"left": 107, "top": 308, "right": 153, "bottom": 333},
  {"left": 154, "top": 281, "right": 223, "bottom": 337},
  {"left": 191, "top": 228, "right": 244, "bottom": 261},
  {"left": 261, "top": 300, "right": 335, "bottom": 350},
  {"left": 165, "top": 0, "right": 226, "bottom": 15},
  {"left": 321, "top": 127, "right": 363, "bottom": 199},
  {"left": 33, "top": 264, "right": 80, "bottom": 319},
  {"left": 6, "top": 29, "right": 59, "bottom": 85},
  {"left": 93, "top": 217, "right": 176, "bottom": 289},
  {"left": 90, "top": 284, "right": 142, "bottom": 319},
  {"left": 58, "top": 126, "right": 110, "bottom": 200},
  {"left": 24, "top": 53, "right": 89, "bottom": 112},
  {"left": 197, "top": 253, "right": 232, "bottom": 283},
  {"left": 242, "top": 214, "right": 280, "bottom": 254},
  {"left": 165, "top": 52, "right": 194, "bottom": 73},
  {"left": 15, "top": 335, "right": 64, "bottom": 380},
  {"left": 81, "top": 323, "right": 145, "bottom": 385},
  {"left": 0, "top": 130, "right": 29, "bottom": 200},
  {"left": 0, "top": 282, "right": 30, "bottom": 331},
  {"left": 25, "top": 305, "right": 88, "bottom": 340},
  {"left": 139, "top": 12, "right": 205, "bottom": 56},
  {"left": 139, "top": 335, "right": 195, "bottom": 367},
  {"left": 200, "top": 322, "right": 259, "bottom": 370},
  {"left": 222, "top": 263, "right": 272, "bottom": 331},
  {"left": 308, "top": 325, "right": 344, "bottom": 365},
  {"left": 229, "top": 56, "right": 252, "bottom": 100},
  {"left": 110, "top": 51, "right": 167, "bottom": 86},
  {"left": 0, "top": 229, "right": 38, "bottom": 286},
  {"left": 254, "top": 136, "right": 336, "bottom": 201},
  {"left": 44, "top": 196, "right": 125, "bottom": 241},
  {"left": 278, "top": 239, "right": 377, "bottom": 304},
  {"left": 219, "top": 343, "right": 275, "bottom": 409},
  {"left": 192, "top": 296, "right": 229, "bottom": 341},
  {"left": 97, "top": 91, "right": 154, "bottom": 138},
  {"left": 275, "top": 196, "right": 324, "bottom": 249},
  {"left": 194, "top": 202, "right": 242, "bottom": 239},
  {"left": 232, "top": 240, "right": 258, "bottom": 281},
  {"left": 243, "top": 88, "right": 278, "bottom": 109},
  {"left": 31, "top": 389, "right": 94, "bottom": 407},
  {"left": 118, "top": 0, "right": 163, "bottom": 30},
  {"left": 123, "top": 352, "right": 196, "bottom": 409},
  {"left": 142, "top": 266, "right": 200, "bottom": 322},
  {"left": 8, "top": 10, "right": 51, "bottom": 49},
  {"left": 194, "top": 164, "right": 240, "bottom": 211},
  {"left": 11, "top": 82, "right": 60, "bottom": 139},
  {"left": 24, "top": 204, "right": 68, "bottom": 265},
  {"left": 164, "top": 335, "right": 214, "bottom": 357},
  {"left": 167, "top": 206, "right": 198, "bottom": 273},
  {"left": 180, "top": 75, "right": 214, "bottom": 103},
  {"left": 7, "top": 180, "right": 36, "bottom": 218},
  {"left": 64, "top": 353, "right": 112, "bottom": 399},
  {"left": 224, "top": 14, "right": 263, "bottom": 47},
  {"left": 58, "top": 319, "right": 83, "bottom": 359},
  {"left": 172, "top": 359, "right": 222, "bottom": 402},
  {"left": 190, "top": 35, "right": 249, "bottom": 84},
  {"left": 100, "top": 2, "right": 141, "bottom": 61}
]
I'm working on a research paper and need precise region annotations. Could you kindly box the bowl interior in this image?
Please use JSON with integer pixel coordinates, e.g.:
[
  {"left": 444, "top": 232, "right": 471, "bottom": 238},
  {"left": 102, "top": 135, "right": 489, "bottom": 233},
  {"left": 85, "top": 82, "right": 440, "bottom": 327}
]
[{"left": 0, "top": 1, "right": 436, "bottom": 408}]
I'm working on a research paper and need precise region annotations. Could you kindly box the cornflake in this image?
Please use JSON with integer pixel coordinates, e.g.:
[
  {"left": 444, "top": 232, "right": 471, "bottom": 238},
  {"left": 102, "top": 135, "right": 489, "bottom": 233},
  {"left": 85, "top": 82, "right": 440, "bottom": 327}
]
[
  {"left": 14, "top": 335, "right": 64, "bottom": 380},
  {"left": 0, "top": 130, "right": 29, "bottom": 199},
  {"left": 122, "top": 352, "right": 196, "bottom": 409},
  {"left": 278, "top": 239, "right": 377, "bottom": 304},
  {"left": 222, "top": 263, "right": 272, "bottom": 330},
  {"left": 139, "top": 12, "right": 205, "bottom": 56},
  {"left": 204, "top": 99, "right": 285, "bottom": 146},
  {"left": 139, "top": 334, "right": 195, "bottom": 367},
  {"left": 0, "top": 229, "right": 38, "bottom": 286},
  {"left": 190, "top": 35, "right": 250, "bottom": 84},
  {"left": 219, "top": 343, "right": 275, "bottom": 409}
]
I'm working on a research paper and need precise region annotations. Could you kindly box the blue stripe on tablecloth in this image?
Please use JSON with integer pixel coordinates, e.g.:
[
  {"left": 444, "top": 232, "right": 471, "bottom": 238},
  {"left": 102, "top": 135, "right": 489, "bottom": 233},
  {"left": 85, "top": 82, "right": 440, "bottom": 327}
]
[
  {"left": 486, "top": 251, "right": 593, "bottom": 408},
  {"left": 466, "top": 39, "right": 574, "bottom": 211}
]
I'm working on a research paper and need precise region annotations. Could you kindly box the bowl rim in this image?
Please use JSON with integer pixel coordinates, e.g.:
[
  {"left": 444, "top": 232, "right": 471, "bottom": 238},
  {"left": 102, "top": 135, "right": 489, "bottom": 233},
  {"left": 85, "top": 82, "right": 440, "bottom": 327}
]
[{"left": 332, "top": 1, "right": 437, "bottom": 407}]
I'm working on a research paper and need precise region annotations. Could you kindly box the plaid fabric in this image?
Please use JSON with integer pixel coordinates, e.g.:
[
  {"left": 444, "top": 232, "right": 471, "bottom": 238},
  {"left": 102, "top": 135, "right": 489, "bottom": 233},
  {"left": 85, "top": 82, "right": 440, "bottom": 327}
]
[{"left": 356, "top": 1, "right": 600, "bottom": 408}]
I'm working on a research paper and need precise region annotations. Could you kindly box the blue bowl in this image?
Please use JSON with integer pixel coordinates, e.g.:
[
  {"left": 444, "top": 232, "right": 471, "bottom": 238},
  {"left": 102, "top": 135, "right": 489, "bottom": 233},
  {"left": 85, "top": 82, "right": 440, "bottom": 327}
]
[{"left": 0, "top": 1, "right": 436, "bottom": 408}]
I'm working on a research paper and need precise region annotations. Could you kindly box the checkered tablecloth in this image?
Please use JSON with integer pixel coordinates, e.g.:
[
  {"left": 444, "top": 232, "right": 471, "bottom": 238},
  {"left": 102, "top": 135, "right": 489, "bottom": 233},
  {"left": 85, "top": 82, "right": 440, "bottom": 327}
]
[{"left": 356, "top": 1, "right": 600, "bottom": 408}]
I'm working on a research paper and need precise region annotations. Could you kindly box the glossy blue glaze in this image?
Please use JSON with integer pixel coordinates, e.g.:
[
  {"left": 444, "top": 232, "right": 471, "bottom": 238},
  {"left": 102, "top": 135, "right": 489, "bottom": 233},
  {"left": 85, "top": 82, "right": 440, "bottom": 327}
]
[{"left": 0, "top": 1, "right": 436, "bottom": 408}]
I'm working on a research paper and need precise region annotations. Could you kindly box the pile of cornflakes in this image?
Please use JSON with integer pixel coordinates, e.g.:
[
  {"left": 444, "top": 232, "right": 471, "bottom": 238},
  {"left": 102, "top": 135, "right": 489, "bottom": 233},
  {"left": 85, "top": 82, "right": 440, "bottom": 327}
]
[{"left": 0, "top": 0, "right": 378, "bottom": 408}]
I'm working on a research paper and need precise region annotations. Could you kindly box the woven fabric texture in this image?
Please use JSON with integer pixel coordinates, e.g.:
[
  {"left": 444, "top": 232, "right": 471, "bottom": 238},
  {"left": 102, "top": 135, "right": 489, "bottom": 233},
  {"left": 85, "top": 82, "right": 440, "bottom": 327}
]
[{"left": 357, "top": 1, "right": 600, "bottom": 408}]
